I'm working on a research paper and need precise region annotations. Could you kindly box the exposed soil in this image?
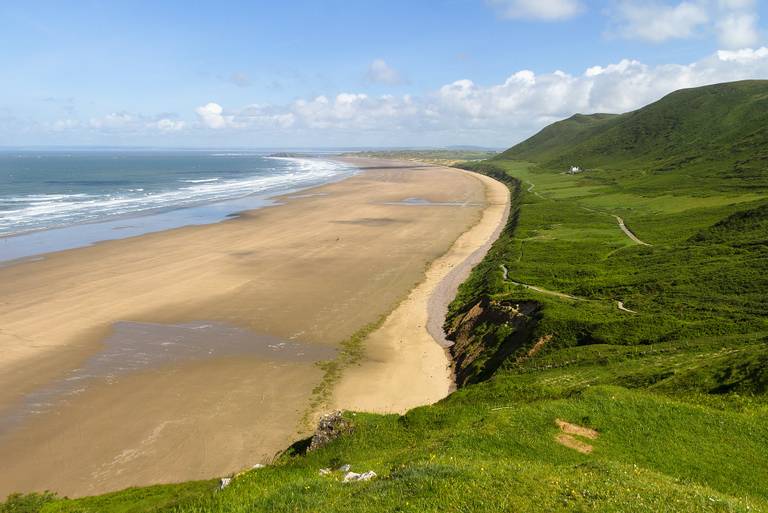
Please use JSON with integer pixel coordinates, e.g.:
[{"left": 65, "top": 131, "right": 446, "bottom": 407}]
[{"left": 554, "top": 418, "right": 599, "bottom": 454}]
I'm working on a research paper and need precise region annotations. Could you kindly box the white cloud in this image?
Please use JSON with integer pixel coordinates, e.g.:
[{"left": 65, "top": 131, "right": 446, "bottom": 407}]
[
  {"left": 487, "top": 0, "right": 583, "bottom": 20},
  {"left": 89, "top": 112, "right": 135, "bottom": 129},
  {"left": 290, "top": 93, "right": 416, "bottom": 129},
  {"left": 180, "top": 47, "right": 767, "bottom": 145},
  {"left": 717, "top": 13, "right": 760, "bottom": 48},
  {"left": 611, "top": 0, "right": 763, "bottom": 48},
  {"left": 237, "top": 104, "right": 296, "bottom": 128},
  {"left": 716, "top": 0, "right": 761, "bottom": 49},
  {"left": 437, "top": 48, "right": 768, "bottom": 122},
  {"left": 195, "top": 102, "right": 232, "bottom": 129},
  {"left": 47, "top": 119, "right": 81, "bottom": 131},
  {"left": 154, "top": 118, "right": 186, "bottom": 132},
  {"left": 611, "top": 1, "right": 709, "bottom": 42},
  {"left": 41, "top": 47, "right": 768, "bottom": 146},
  {"left": 719, "top": 0, "right": 755, "bottom": 9},
  {"left": 52, "top": 112, "right": 187, "bottom": 135},
  {"left": 717, "top": 46, "right": 768, "bottom": 61},
  {"left": 366, "top": 59, "right": 403, "bottom": 85}
]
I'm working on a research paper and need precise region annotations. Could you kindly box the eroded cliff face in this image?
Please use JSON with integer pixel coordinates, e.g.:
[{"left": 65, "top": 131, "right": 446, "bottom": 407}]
[{"left": 446, "top": 298, "right": 540, "bottom": 387}]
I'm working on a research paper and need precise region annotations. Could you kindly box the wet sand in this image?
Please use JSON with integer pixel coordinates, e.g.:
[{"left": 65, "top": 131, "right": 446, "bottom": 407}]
[{"left": 0, "top": 159, "right": 492, "bottom": 497}]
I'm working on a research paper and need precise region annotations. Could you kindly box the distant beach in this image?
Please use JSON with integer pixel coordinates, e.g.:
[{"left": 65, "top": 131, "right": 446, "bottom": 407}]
[{"left": 0, "top": 158, "right": 508, "bottom": 497}]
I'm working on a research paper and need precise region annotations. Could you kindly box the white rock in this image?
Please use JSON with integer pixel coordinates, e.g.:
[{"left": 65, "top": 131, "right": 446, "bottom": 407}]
[
  {"left": 343, "top": 470, "right": 377, "bottom": 483},
  {"left": 338, "top": 464, "right": 351, "bottom": 472},
  {"left": 219, "top": 477, "right": 232, "bottom": 490},
  {"left": 342, "top": 471, "right": 361, "bottom": 482},
  {"left": 252, "top": 464, "right": 265, "bottom": 469}
]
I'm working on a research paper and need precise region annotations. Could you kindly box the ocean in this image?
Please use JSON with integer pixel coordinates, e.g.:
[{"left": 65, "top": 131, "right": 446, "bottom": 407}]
[{"left": 0, "top": 150, "right": 357, "bottom": 262}]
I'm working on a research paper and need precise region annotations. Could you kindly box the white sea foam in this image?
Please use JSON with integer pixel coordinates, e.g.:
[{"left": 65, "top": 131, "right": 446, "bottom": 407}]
[
  {"left": 180, "top": 178, "right": 221, "bottom": 183},
  {"left": 0, "top": 157, "right": 353, "bottom": 236}
]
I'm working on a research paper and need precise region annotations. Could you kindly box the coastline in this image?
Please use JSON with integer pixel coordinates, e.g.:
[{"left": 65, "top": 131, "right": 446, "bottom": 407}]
[
  {"left": 0, "top": 158, "right": 493, "bottom": 497},
  {"left": 0, "top": 156, "right": 358, "bottom": 264},
  {"left": 331, "top": 159, "right": 510, "bottom": 413}
]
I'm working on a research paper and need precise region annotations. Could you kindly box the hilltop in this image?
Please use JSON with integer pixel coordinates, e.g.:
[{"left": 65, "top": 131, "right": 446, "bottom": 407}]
[
  {"left": 499, "top": 80, "right": 768, "bottom": 192},
  {"left": 4, "top": 80, "right": 767, "bottom": 513}
]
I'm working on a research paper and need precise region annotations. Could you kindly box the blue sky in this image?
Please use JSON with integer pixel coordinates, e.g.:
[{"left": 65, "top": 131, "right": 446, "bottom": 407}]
[{"left": 2, "top": 0, "right": 767, "bottom": 147}]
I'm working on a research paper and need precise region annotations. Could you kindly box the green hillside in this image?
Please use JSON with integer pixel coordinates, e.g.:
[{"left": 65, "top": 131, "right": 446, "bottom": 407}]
[
  {"left": 500, "top": 80, "right": 768, "bottom": 192},
  {"left": 4, "top": 80, "right": 768, "bottom": 513}
]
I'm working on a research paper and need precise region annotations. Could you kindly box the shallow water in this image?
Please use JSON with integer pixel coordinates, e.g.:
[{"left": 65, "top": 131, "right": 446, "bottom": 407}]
[{"left": 0, "top": 321, "right": 335, "bottom": 435}]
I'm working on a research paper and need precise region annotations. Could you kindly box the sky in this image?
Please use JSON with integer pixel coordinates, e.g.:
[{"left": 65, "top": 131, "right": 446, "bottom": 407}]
[{"left": 1, "top": 0, "right": 768, "bottom": 148}]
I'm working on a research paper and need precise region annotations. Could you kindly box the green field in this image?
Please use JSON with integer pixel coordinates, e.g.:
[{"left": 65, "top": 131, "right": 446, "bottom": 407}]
[
  {"left": 343, "top": 149, "right": 499, "bottom": 166},
  {"left": 4, "top": 81, "right": 768, "bottom": 513}
]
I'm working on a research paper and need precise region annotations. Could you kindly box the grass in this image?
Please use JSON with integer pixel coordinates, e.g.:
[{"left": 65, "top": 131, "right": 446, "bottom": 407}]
[
  {"left": 5, "top": 80, "right": 768, "bottom": 512},
  {"left": 302, "top": 317, "right": 385, "bottom": 427},
  {"left": 500, "top": 80, "right": 768, "bottom": 195},
  {"left": 458, "top": 155, "right": 767, "bottom": 341},
  {"left": 29, "top": 384, "right": 768, "bottom": 512}
]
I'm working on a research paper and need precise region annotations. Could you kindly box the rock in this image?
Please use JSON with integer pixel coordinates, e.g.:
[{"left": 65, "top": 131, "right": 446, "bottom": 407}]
[
  {"left": 252, "top": 464, "right": 265, "bottom": 469},
  {"left": 343, "top": 470, "right": 377, "bottom": 483},
  {"left": 337, "top": 464, "right": 351, "bottom": 472},
  {"left": 319, "top": 468, "right": 332, "bottom": 476},
  {"left": 219, "top": 477, "right": 232, "bottom": 490},
  {"left": 308, "top": 411, "right": 352, "bottom": 452},
  {"left": 342, "top": 472, "right": 361, "bottom": 482}
]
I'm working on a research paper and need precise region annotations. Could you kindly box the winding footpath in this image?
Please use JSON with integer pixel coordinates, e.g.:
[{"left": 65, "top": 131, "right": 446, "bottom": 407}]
[
  {"left": 526, "top": 181, "right": 543, "bottom": 198},
  {"left": 515, "top": 181, "right": 645, "bottom": 313},
  {"left": 499, "top": 264, "right": 582, "bottom": 301},
  {"left": 530, "top": 184, "right": 650, "bottom": 246},
  {"left": 500, "top": 264, "right": 636, "bottom": 313},
  {"left": 616, "top": 301, "right": 637, "bottom": 314},
  {"left": 612, "top": 215, "right": 651, "bottom": 246}
]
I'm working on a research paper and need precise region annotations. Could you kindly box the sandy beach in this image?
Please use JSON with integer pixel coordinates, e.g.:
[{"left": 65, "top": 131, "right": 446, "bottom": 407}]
[
  {"left": 0, "top": 158, "right": 507, "bottom": 497},
  {"left": 332, "top": 167, "right": 509, "bottom": 413}
]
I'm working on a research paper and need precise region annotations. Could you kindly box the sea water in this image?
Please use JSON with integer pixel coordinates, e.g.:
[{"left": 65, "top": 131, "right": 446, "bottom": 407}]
[{"left": 0, "top": 149, "right": 356, "bottom": 262}]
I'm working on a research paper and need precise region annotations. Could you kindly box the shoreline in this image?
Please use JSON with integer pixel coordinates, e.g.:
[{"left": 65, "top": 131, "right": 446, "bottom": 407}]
[
  {"left": 331, "top": 159, "right": 510, "bottom": 414},
  {"left": 0, "top": 158, "right": 491, "bottom": 497},
  {"left": 0, "top": 157, "right": 358, "bottom": 264}
]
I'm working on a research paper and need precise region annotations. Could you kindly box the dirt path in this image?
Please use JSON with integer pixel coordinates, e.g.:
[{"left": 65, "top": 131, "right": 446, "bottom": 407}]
[
  {"left": 617, "top": 301, "right": 637, "bottom": 314},
  {"left": 509, "top": 182, "right": 647, "bottom": 311},
  {"left": 501, "top": 265, "right": 638, "bottom": 314},
  {"left": 612, "top": 215, "right": 651, "bottom": 246},
  {"left": 580, "top": 207, "right": 651, "bottom": 247},
  {"left": 525, "top": 181, "right": 544, "bottom": 198},
  {"left": 500, "top": 264, "right": 582, "bottom": 301}
]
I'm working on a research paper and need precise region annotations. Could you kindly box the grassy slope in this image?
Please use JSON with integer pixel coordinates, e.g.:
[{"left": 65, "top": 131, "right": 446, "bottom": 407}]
[
  {"left": 5, "top": 81, "right": 768, "bottom": 513},
  {"left": 500, "top": 80, "right": 768, "bottom": 193}
]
